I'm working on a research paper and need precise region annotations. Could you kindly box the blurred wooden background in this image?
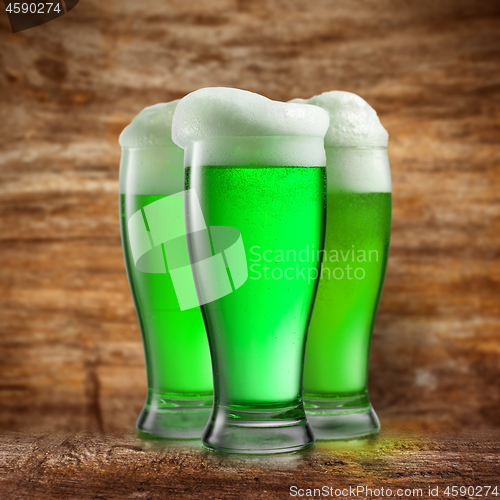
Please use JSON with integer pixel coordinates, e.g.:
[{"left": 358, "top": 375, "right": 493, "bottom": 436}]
[{"left": 0, "top": 0, "right": 499, "bottom": 433}]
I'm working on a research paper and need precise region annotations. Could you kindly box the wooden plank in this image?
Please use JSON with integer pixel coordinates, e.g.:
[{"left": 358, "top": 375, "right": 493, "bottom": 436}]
[{"left": 0, "top": 427, "right": 499, "bottom": 499}]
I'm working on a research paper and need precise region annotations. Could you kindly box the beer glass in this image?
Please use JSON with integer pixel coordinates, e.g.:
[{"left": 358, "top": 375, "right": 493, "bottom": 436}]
[
  {"left": 304, "top": 146, "right": 391, "bottom": 439},
  {"left": 173, "top": 88, "right": 330, "bottom": 453},
  {"left": 119, "top": 102, "right": 213, "bottom": 438},
  {"left": 291, "top": 92, "right": 391, "bottom": 440}
]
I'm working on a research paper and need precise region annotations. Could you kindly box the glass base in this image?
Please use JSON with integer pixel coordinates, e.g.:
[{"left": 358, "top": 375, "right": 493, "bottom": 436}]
[
  {"left": 136, "top": 396, "right": 213, "bottom": 439},
  {"left": 305, "top": 395, "right": 380, "bottom": 440},
  {"left": 202, "top": 404, "right": 315, "bottom": 454}
]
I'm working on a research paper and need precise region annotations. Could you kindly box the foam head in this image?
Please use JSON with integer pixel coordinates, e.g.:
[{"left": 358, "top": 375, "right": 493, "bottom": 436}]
[
  {"left": 290, "top": 91, "right": 388, "bottom": 148},
  {"left": 119, "top": 100, "right": 180, "bottom": 149},
  {"left": 291, "top": 91, "right": 391, "bottom": 192},
  {"left": 119, "top": 101, "right": 185, "bottom": 195},
  {"left": 172, "top": 88, "right": 329, "bottom": 167}
]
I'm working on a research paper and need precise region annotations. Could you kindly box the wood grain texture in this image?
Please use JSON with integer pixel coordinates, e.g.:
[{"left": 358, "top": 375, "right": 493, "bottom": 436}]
[
  {"left": 0, "top": 0, "right": 499, "bottom": 442},
  {"left": 0, "top": 427, "right": 499, "bottom": 499}
]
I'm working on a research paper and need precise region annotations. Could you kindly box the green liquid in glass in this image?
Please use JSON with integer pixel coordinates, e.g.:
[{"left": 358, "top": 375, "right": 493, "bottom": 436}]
[
  {"left": 304, "top": 192, "right": 392, "bottom": 398},
  {"left": 186, "top": 166, "right": 326, "bottom": 408},
  {"left": 120, "top": 194, "right": 213, "bottom": 399}
]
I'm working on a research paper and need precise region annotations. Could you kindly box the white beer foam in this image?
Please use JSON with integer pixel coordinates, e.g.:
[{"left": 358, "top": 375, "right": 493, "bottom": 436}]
[
  {"left": 172, "top": 88, "right": 329, "bottom": 167},
  {"left": 291, "top": 91, "right": 391, "bottom": 192},
  {"left": 119, "top": 101, "right": 185, "bottom": 195},
  {"left": 290, "top": 91, "right": 388, "bottom": 148},
  {"left": 119, "top": 101, "right": 180, "bottom": 148},
  {"left": 324, "top": 148, "right": 392, "bottom": 193}
]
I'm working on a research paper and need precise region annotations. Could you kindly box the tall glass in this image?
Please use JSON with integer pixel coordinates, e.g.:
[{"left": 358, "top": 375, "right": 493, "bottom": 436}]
[
  {"left": 304, "top": 147, "right": 392, "bottom": 439},
  {"left": 119, "top": 138, "right": 213, "bottom": 438},
  {"left": 185, "top": 136, "right": 326, "bottom": 453}
]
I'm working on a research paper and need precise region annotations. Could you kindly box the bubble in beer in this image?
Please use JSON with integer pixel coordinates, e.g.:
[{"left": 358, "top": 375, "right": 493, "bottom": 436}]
[
  {"left": 119, "top": 100, "right": 180, "bottom": 149},
  {"left": 290, "top": 91, "right": 388, "bottom": 148}
]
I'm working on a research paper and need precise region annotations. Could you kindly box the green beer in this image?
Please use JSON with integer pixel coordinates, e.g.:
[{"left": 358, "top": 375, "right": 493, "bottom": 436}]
[
  {"left": 305, "top": 190, "right": 391, "bottom": 395},
  {"left": 186, "top": 166, "right": 326, "bottom": 405},
  {"left": 291, "top": 92, "right": 392, "bottom": 439},
  {"left": 120, "top": 193, "right": 213, "bottom": 396},
  {"left": 172, "top": 88, "right": 330, "bottom": 453},
  {"left": 119, "top": 103, "right": 213, "bottom": 439}
]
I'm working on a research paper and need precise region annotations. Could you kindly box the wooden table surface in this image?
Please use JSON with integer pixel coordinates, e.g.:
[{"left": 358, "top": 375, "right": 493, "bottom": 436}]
[
  {"left": 1, "top": 424, "right": 500, "bottom": 499},
  {"left": 1, "top": 0, "right": 500, "bottom": 497}
]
